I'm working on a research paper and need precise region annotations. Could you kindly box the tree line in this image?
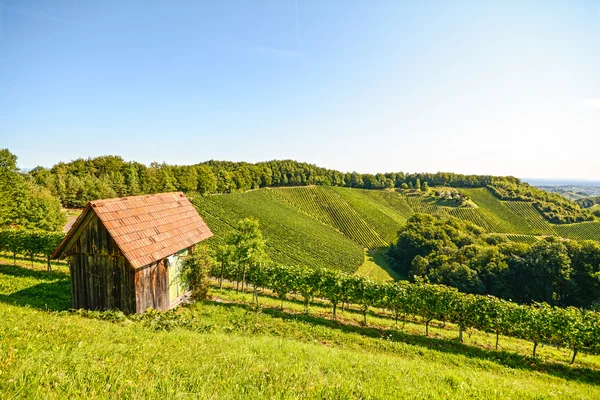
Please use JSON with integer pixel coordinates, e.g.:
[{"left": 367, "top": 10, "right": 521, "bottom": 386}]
[
  {"left": 185, "top": 218, "right": 599, "bottom": 364},
  {"left": 28, "top": 153, "right": 501, "bottom": 208},
  {"left": 488, "top": 180, "right": 593, "bottom": 223},
  {"left": 0, "top": 149, "right": 66, "bottom": 232},
  {"left": 576, "top": 196, "right": 600, "bottom": 209},
  {"left": 387, "top": 214, "right": 600, "bottom": 309}
]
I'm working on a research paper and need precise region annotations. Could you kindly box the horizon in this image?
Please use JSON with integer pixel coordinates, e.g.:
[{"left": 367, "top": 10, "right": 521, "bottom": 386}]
[{"left": 2, "top": 1, "right": 600, "bottom": 179}]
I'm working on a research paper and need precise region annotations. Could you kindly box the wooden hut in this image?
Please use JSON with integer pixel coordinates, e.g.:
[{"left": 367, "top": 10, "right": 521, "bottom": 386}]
[{"left": 52, "top": 192, "right": 213, "bottom": 314}]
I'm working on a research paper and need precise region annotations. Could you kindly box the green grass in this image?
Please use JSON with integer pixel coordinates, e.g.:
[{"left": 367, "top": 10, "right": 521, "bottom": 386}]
[
  {"left": 191, "top": 190, "right": 365, "bottom": 273},
  {"left": 2, "top": 261, "right": 600, "bottom": 399},
  {"left": 355, "top": 249, "right": 404, "bottom": 282}
]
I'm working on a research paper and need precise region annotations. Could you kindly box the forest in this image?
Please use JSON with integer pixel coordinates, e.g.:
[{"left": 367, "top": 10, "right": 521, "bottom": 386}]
[
  {"left": 26, "top": 153, "right": 498, "bottom": 207},
  {"left": 387, "top": 213, "right": 600, "bottom": 309}
]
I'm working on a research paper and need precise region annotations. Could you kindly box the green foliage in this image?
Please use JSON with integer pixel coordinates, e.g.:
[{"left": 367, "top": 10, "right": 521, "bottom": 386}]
[
  {"left": 0, "top": 150, "right": 66, "bottom": 231},
  {"left": 181, "top": 244, "right": 213, "bottom": 300},
  {"left": 209, "top": 258, "right": 600, "bottom": 362},
  {"left": 489, "top": 179, "right": 593, "bottom": 224},
  {"left": 29, "top": 152, "right": 502, "bottom": 207},
  {"left": 0, "top": 229, "right": 65, "bottom": 269},
  {"left": 576, "top": 196, "right": 600, "bottom": 209},
  {"left": 388, "top": 213, "right": 600, "bottom": 308}
]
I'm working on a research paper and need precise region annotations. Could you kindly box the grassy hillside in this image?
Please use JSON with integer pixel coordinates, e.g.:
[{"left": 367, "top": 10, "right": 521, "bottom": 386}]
[
  {"left": 271, "top": 186, "right": 387, "bottom": 248},
  {"left": 2, "top": 259, "right": 600, "bottom": 399},
  {"left": 189, "top": 186, "right": 599, "bottom": 277},
  {"left": 191, "top": 190, "right": 364, "bottom": 274},
  {"left": 193, "top": 187, "right": 416, "bottom": 275}
]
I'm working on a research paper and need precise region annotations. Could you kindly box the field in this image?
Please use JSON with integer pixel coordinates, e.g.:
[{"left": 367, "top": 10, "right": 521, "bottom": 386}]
[
  {"left": 2, "top": 258, "right": 600, "bottom": 399},
  {"left": 355, "top": 249, "right": 404, "bottom": 282},
  {"left": 193, "top": 187, "right": 414, "bottom": 275},
  {"left": 458, "top": 188, "right": 533, "bottom": 234}
]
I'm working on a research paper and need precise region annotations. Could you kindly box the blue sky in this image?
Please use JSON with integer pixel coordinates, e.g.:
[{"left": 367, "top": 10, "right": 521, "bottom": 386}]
[{"left": 1, "top": 0, "right": 599, "bottom": 179}]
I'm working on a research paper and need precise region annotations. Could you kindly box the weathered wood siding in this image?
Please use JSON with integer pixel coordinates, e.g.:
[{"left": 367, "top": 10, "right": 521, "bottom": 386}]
[
  {"left": 63, "top": 210, "right": 191, "bottom": 314},
  {"left": 135, "top": 259, "right": 170, "bottom": 313},
  {"left": 67, "top": 213, "right": 136, "bottom": 314}
]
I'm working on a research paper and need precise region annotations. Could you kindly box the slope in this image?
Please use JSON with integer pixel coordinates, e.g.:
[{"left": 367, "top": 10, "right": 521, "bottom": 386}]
[
  {"left": 2, "top": 261, "right": 600, "bottom": 399},
  {"left": 271, "top": 186, "right": 388, "bottom": 248},
  {"left": 191, "top": 190, "right": 364, "bottom": 273}
]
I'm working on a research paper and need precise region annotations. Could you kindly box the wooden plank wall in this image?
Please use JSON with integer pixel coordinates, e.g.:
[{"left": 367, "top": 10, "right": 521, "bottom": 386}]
[
  {"left": 68, "top": 213, "right": 137, "bottom": 314},
  {"left": 134, "top": 260, "right": 170, "bottom": 313}
]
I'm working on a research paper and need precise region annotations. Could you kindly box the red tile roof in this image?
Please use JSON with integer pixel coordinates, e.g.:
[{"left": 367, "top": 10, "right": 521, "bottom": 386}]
[{"left": 52, "top": 192, "right": 213, "bottom": 269}]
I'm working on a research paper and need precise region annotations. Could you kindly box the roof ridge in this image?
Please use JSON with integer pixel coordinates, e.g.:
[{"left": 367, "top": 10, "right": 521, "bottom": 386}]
[{"left": 90, "top": 192, "right": 185, "bottom": 207}]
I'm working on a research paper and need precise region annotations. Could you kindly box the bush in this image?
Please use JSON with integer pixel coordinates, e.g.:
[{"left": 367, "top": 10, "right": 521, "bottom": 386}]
[{"left": 181, "top": 244, "right": 212, "bottom": 300}]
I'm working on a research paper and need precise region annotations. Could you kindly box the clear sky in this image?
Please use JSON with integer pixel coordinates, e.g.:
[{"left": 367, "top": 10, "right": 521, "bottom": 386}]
[{"left": 1, "top": 0, "right": 599, "bottom": 179}]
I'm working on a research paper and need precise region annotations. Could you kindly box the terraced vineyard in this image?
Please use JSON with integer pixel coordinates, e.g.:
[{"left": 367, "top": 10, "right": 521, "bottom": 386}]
[
  {"left": 329, "top": 187, "right": 411, "bottom": 243},
  {"left": 191, "top": 190, "right": 364, "bottom": 273},
  {"left": 504, "top": 234, "right": 539, "bottom": 244},
  {"left": 271, "top": 186, "right": 387, "bottom": 248},
  {"left": 501, "top": 201, "right": 558, "bottom": 235},
  {"left": 555, "top": 221, "right": 600, "bottom": 241},
  {"left": 459, "top": 188, "right": 533, "bottom": 234},
  {"left": 403, "top": 194, "right": 445, "bottom": 215},
  {"left": 445, "top": 208, "right": 499, "bottom": 232},
  {"left": 360, "top": 189, "right": 414, "bottom": 218},
  {"left": 192, "top": 187, "right": 600, "bottom": 276}
]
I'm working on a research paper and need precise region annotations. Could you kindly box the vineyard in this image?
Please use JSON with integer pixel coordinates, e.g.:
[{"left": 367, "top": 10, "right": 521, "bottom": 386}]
[
  {"left": 329, "top": 187, "right": 410, "bottom": 244},
  {"left": 209, "top": 260, "right": 600, "bottom": 365},
  {"left": 403, "top": 194, "right": 444, "bottom": 215},
  {"left": 3, "top": 260, "right": 600, "bottom": 399},
  {"left": 504, "top": 234, "right": 540, "bottom": 244},
  {"left": 445, "top": 208, "right": 499, "bottom": 232},
  {"left": 458, "top": 188, "right": 534, "bottom": 234},
  {"left": 190, "top": 186, "right": 600, "bottom": 275},
  {"left": 191, "top": 190, "right": 365, "bottom": 273},
  {"left": 0, "top": 229, "right": 65, "bottom": 269},
  {"left": 555, "top": 221, "right": 600, "bottom": 241},
  {"left": 271, "top": 186, "right": 387, "bottom": 248},
  {"left": 501, "top": 201, "right": 558, "bottom": 235}
]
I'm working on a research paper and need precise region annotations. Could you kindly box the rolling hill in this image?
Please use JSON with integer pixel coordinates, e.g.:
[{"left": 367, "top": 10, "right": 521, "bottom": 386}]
[{"left": 191, "top": 186, "right": 600, "bottom": 275}]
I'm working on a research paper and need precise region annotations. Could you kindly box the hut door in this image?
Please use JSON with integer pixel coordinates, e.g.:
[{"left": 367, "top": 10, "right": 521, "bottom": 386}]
[{"left": 168, "top": 249, "right": 189, "bottom": 304}]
